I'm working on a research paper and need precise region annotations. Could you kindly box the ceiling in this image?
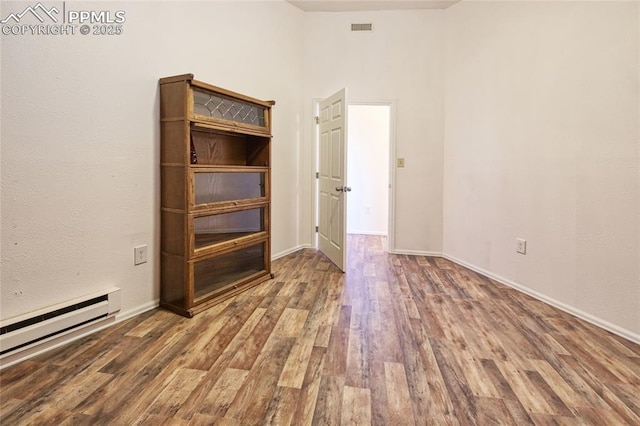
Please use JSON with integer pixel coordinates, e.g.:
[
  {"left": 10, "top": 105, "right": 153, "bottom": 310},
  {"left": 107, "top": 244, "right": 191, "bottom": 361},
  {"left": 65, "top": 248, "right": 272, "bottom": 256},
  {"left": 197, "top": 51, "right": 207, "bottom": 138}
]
[{"left": 287, "top": 0, "right": 460, "bottom": 12}]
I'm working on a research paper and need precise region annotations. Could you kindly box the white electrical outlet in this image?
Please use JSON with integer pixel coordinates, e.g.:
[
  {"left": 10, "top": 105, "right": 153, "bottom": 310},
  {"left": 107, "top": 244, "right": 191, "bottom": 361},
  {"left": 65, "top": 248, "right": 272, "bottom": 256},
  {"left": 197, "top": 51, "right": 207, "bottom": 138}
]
[
  {"left": 134, "top": 245, "right": 148, "bottom": 265},
  {"left": 516, "top": 239, "right": 527, "bottom": 255}
]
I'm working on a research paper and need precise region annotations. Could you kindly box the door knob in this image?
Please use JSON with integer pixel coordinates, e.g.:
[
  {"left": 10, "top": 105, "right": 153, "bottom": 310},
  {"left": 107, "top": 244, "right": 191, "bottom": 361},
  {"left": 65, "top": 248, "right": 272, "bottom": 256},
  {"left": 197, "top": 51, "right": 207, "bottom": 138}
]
[
  {"left": 344, "top": 187, "right": 352, "bottom": 192},
  {"left": 336, "top": 186, "right": 344, "bottom": 192}
]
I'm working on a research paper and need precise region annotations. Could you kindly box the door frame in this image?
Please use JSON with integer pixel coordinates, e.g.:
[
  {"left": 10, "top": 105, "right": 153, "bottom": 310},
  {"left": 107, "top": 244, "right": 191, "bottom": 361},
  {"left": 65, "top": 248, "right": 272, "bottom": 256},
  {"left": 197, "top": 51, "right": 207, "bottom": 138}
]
[{"left": 311, "top": 98, "right": 397, "bottom": 253}]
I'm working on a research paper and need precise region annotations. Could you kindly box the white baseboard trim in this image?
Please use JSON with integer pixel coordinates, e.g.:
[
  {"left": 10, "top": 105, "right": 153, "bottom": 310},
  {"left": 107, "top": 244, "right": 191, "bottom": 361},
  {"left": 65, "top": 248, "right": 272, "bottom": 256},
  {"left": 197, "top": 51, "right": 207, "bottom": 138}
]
[
  {"left": 115, "top": 300, "right": 159, "bottom": 323},
  {"left": 390, "top": 249, "right": 443, "bottom": 257},
  {"left": 442, "top": 253, "right": 640, "bottom": 345},
  {"left": 272, "top": 244, "right": 311, "bottom": 261},
  {"left": 0, "top": 301, "right": 159, "bottom": 370},
  {"left": 347, "top": 231, "right": 387, "bottom": 236}
]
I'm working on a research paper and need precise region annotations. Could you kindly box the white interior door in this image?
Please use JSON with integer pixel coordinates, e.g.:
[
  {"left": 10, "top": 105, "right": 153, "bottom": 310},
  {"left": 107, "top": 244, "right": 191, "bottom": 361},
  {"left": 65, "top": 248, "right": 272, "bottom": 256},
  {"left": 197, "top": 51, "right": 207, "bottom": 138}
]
[{"left": 317, "top": 88, "right": 348, "bottom": 271}]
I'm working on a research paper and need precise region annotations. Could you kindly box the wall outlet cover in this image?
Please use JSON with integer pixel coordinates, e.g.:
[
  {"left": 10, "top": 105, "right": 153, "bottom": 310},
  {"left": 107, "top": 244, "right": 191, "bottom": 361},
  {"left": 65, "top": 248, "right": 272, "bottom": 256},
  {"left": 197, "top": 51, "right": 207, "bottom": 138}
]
[{"left": 134, "top": 245, "right": 148, "bottom": 265}]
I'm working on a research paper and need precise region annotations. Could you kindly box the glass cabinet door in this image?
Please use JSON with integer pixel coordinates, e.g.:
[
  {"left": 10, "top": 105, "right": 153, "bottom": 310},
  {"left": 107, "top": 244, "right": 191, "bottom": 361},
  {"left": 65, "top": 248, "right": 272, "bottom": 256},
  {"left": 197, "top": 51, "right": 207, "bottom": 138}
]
[
  {"left": 193, "top": 207, "right": 266, "bottom": 254},
  {"left": 193, "top": 88, "right": 267, "bottom": 128},
  {"left": 192, "top": 241, "right": 266, "bottom": 301},
  {"left": 193, "top": 170, "right": 267, "bottom": 208}
]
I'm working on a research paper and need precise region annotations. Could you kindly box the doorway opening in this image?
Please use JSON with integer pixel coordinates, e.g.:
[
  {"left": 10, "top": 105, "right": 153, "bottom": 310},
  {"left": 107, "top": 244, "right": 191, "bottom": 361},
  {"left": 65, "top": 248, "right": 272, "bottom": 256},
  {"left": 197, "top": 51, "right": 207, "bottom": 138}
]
[
  {"left": 313, "top": 99, "right": 396, "bottom": 264},
  {"left": 347, "top": 104, "right": 391, "bottom": 238}
]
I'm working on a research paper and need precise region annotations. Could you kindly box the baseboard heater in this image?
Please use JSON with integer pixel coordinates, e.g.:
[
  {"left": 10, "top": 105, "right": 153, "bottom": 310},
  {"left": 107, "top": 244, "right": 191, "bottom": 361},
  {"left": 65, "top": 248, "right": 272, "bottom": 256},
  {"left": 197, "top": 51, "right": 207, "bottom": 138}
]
[{"left": 0, "top": 287, "right": 121, "bottom": 356}]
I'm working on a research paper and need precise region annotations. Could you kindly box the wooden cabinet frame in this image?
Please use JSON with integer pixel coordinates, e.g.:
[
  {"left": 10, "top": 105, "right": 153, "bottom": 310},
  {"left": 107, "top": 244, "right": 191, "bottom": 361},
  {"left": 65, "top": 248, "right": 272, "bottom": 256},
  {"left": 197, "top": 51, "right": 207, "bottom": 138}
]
[{"left": 159, "top": 74, "right": 274, "bottom": 317}]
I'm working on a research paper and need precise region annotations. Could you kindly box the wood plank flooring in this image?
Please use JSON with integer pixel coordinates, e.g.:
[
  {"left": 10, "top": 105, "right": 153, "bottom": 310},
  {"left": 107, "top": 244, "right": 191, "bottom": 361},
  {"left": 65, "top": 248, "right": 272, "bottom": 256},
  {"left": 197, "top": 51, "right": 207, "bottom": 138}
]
[{"left": 1, "top": 235, "right": 639, "bottom": 425}]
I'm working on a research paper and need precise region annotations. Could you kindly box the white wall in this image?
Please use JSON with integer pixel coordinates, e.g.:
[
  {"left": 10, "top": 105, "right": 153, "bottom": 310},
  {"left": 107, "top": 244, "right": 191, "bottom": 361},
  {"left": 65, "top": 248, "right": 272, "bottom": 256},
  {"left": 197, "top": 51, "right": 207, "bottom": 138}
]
[
  {"left": 301, "top": 10, "right": 444, "bottom": 253},
  {"left": 347, "top": 105, "right": 389, "bottom": 235},
  {"left": 2, "top": 0, "right": 638, "bottom": 354},
  {"left": 0, "top": 1, "right": 304, "bottom": 320},
  {"left": 444, "top": 1, "right": 640, "bottom": 338}
]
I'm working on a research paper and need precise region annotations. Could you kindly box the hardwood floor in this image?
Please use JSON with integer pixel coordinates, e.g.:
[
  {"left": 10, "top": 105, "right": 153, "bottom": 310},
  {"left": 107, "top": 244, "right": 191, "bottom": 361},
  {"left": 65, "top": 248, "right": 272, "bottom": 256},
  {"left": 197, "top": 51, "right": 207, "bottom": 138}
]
[{"left": 1, "top": 235, "right": 639, "bottom": 425}]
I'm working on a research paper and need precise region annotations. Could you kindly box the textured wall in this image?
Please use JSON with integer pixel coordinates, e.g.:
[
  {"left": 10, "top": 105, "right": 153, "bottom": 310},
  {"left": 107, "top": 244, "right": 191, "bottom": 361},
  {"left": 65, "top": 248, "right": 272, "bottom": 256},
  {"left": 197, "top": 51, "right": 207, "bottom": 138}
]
[
  {"left": 444, "top": 1, "right": 640, "bottom": 338},
  {"left": 301, "top": 10, "right": 445, "bottom": 253},
  {"left": 2, "top": 0, "right": 638, "bottom": 348},
  {"left": 0, "top": 1, "right": 304, "bottom": 320}
]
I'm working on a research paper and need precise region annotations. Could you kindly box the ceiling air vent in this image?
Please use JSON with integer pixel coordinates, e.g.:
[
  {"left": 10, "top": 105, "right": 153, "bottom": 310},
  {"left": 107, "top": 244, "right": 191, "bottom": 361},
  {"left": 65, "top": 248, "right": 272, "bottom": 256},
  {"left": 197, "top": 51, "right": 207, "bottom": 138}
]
[{"left": 351, "top": 23, "right": 373, "bottom": 32}]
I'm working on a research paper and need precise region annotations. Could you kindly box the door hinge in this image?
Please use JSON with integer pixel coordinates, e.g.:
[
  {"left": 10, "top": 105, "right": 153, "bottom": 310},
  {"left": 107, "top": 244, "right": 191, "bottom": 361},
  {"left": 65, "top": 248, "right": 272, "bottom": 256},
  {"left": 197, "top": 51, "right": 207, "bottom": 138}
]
[
  {"left": 315, "top": 226, "right": 319, "bottom": 232},
  {"left": 316, "top": 172, "right": 319, "bottom": 179},
  {"left": 314, "top": 116, "right": 319, "bottom": 124}
]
